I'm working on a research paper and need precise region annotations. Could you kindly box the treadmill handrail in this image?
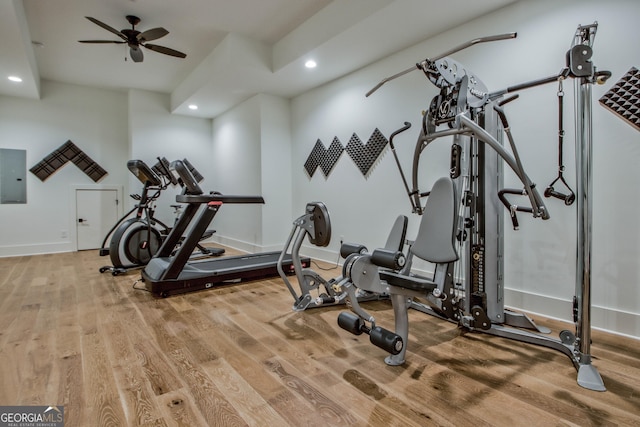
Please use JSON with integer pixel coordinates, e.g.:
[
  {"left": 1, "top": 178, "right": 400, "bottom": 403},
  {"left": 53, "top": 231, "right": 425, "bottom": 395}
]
[{"left": 176, "top": 194, "right": 265, "bottom": 204}]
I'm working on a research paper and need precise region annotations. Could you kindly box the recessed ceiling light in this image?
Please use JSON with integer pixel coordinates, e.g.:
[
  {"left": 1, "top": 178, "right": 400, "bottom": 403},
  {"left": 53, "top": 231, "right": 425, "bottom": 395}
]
[
  {"left": 305, "top": 60, "right": 317, "bottom": 69},
  {"left": 188, "top": 104, "right": 198, "bottom": 110},
  {"left": 8, "top": 76, "right": 22, "bottom": 83}
]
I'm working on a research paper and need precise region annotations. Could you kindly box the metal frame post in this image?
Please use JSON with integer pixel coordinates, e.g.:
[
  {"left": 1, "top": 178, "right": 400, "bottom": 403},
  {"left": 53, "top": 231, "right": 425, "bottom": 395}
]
[{"left": 573, "top": 24, "right": 605, "bottom": 391}]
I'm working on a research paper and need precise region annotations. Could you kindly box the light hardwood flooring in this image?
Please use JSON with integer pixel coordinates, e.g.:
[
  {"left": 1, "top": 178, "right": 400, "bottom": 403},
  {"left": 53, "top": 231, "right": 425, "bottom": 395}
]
[{"left": 0, "top": 249, "right": 639, "bottom": 426}]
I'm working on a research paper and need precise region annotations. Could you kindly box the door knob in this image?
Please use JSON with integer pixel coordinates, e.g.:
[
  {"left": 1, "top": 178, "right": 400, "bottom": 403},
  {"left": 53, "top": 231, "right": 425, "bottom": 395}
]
[{"left": 78, "top": 218, "right": 86, "bottom": 223}]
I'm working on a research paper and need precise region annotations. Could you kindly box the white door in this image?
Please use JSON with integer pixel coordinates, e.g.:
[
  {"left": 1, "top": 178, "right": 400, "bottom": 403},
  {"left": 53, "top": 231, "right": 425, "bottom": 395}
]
[{"left": 76, "top": 189, "right": 119, "bottom": 250}]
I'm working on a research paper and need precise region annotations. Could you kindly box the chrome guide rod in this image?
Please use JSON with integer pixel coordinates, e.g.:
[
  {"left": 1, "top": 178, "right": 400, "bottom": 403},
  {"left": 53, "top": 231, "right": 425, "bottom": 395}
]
[{"left": 573, "top": 23, "right": 605, "bottom": 392}]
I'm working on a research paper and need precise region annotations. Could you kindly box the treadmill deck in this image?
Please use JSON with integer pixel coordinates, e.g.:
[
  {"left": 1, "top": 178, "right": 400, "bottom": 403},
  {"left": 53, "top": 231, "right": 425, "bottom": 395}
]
[{"left": 142, "top": 251, "right": 309, "bottom": 297}]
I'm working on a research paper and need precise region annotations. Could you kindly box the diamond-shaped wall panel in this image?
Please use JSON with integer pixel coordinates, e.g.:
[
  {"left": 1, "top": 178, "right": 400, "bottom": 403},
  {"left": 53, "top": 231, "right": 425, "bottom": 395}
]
[
  {"left": 30, "top": 140, "right": 108, "bottom": 182},
  {"left": 599, "top": 67, "right": 640, "bottom": 131}
]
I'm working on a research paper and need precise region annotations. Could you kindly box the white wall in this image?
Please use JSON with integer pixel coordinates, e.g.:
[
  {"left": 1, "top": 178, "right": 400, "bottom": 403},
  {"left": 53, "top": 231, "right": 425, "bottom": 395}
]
[
  {"left": 0, "top": 80, "right": 128, "bottom": 256},
  {"left": 211, "top": 95, "right": 264, "bottom": 251},
  {"left": 127, "top": 89, "right": 214, "bottom": 228},
  {"left": 291, "top": 0, "right": 640, "bottom": 337},
  {"left": 259, "top": 94, "right": 293, "bottom": 250},
  {"left": 209, "top": 93, "right": 293, "bottom": 252}
]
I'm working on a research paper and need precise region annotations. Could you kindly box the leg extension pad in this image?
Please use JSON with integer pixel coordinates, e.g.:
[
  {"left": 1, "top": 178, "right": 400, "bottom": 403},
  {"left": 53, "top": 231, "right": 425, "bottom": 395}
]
[{"left": 338, "top": 312, "right": 403, "bottom": 355}]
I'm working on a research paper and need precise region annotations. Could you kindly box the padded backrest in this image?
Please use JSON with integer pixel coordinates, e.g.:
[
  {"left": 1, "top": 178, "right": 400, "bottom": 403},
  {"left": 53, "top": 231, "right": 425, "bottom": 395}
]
[
  {"left": 383, "top": 215, "right": 408, "bottom": 252},
  {"left": 411, "top": 176, "right": 459, "bottom": 263}
]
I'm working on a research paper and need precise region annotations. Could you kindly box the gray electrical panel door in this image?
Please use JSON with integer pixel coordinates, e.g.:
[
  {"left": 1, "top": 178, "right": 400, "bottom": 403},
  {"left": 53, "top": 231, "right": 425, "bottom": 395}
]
[{"left": 0, "top": 148, "right": 27, "bottom": 204}]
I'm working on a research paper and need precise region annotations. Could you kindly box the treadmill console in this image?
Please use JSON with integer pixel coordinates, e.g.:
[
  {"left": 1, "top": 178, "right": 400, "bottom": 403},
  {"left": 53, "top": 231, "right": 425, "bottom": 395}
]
[
  {"left": 183, "top": 158, "right": 205, "bottom": 183},
  {"left": 171, "top": 160, "right": 203, "bottom": 195},
  {"left": 152, "top": 157, "right": 179, "bottom": 186},
  {"left": 127, "top": 160, "right": 162, "bottom": 186}
]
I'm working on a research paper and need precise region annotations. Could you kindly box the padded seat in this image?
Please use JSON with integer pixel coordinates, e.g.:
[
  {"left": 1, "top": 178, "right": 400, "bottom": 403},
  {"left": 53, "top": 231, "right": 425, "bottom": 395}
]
[
  {"left": 379, "top": 270, "right": 437, "bottom": 292},
  {"left": 377, "top": 176, "right": 459, "bottom": 366},
  {"left": 338, "top": 176, "right": 459, "bottom": 367}
]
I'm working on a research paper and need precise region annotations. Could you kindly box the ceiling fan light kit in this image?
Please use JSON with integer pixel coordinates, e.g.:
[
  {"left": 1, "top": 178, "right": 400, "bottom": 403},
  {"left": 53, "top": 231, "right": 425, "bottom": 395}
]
[{"left": 78, "top": 15, "right": 186, "bottom": 63}]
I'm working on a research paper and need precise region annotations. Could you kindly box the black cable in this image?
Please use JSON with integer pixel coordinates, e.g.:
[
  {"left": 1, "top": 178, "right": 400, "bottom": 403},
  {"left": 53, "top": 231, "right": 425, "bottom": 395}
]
[
  {"left": 554, "top": 78, "right": 566, "bottom": 175},
  {"left": 312, "top": 259, "right": 339, "bottom": 271},
  {"left": 544, "top": 77, "right": 575, "bottom": 206}
]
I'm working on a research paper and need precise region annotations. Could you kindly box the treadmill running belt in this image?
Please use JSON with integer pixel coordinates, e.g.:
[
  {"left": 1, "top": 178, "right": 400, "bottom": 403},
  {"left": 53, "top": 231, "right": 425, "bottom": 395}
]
[{"left": 142, "top": 251, "right": 310, "bottom": 297}]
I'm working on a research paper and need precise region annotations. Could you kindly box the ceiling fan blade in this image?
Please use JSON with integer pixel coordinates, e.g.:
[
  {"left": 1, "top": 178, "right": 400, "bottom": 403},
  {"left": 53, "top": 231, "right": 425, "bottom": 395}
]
[
  {"left": 85, "top": 16, "right": 127, "bottom": 41},
  {"left": 138, "top": 27, "right": 169, "bottom": 42},
  {"left": 78, "top": 40, "right": 126, "bottom": 44},
  {"left": 144, "top": 43, "right": 187, "bottom": 58},
  {"left": 130, "top": 46, "right": 144, "bottom": 63}
]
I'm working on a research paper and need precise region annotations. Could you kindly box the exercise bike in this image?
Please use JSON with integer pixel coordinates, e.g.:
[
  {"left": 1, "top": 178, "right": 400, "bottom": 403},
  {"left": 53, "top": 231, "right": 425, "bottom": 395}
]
[{"left": 99, "top": 158, "right": 223, "bottom": 275}]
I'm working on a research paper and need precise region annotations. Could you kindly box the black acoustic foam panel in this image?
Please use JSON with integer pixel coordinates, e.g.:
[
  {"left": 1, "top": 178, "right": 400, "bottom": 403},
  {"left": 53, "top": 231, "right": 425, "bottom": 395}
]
[
  {"left": 304, "top": 128, "right": 389, "bottom": 178},
  {"left": 345, "top": 128, "right": 388, "bottom": 177},
  {"left": 304, "top": 137, "right": 344, "bottom": 178},
  {"left": 599, "top": 67, "right": 640, "bottom": 132}
]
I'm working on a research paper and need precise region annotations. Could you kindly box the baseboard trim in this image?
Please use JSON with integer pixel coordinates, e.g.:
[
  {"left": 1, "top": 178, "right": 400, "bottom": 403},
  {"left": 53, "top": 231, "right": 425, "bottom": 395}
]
[
  {"left": 210, "top": 235, "right": 268, "bottom": 255},
  {"left": 0, "top": 242, "right": 74, "bottom": 258}
]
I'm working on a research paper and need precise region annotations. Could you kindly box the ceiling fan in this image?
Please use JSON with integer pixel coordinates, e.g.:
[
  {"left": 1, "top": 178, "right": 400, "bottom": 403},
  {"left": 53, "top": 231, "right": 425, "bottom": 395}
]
[{"left": 78, "top": 15, "right": 187, "bottom": 63}]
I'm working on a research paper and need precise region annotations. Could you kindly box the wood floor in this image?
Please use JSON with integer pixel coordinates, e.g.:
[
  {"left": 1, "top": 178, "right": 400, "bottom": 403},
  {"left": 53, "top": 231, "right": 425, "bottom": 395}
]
[{"left": 1, "top": 249, "right": 639, "bottom": 426}]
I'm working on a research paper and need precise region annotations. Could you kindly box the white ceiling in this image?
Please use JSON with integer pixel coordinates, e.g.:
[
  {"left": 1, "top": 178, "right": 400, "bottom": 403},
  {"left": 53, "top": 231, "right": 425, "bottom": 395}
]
[{"left": 1, "top": 0, "right": 518, "bottom": 118}]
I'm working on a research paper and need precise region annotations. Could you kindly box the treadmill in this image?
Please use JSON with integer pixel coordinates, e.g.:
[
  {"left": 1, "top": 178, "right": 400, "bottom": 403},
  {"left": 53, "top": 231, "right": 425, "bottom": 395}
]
[{"left": 141, "top": 160, "right": 309, "bottom": 297}]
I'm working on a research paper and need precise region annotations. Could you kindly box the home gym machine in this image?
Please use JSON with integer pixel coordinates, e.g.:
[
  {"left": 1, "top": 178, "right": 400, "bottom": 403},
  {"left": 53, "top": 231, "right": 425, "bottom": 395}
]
[
  {"left": 277, "top": 200, "right": 408, "bottom": 311},
  {"left": 337, "top": 24, "right": 610, "bottom": 391},
  {"left": 99, "top": 158, "right": 222, "bottom": 275},
  {"left": 141, "top": 159, "right": 309, "bottom": 297}
]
